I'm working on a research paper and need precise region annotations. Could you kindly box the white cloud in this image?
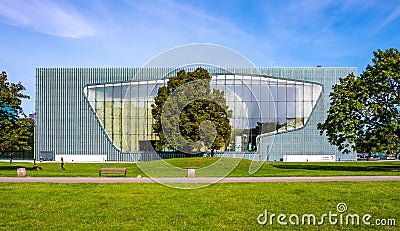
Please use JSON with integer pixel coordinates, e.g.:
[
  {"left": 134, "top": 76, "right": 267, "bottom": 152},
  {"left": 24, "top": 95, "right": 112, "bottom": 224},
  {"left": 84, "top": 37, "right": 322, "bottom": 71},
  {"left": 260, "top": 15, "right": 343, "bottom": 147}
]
[
  {"left": 123, "top": 0, "right": 253, "bottom": 40},
  {"left": 380, "top": 5, "right": 400, "bottom": 30},
  {"left": 118, "top": 0, "right": 270, "bottom": 64},
  {"left": 0, "top": 0, "right": 95, "bottom": 38}
]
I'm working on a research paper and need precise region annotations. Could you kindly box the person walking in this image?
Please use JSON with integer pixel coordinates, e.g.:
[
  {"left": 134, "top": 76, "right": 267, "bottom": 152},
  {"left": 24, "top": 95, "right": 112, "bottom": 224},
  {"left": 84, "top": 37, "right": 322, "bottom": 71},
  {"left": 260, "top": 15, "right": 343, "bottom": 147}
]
[
  {"left": 60, "top": 157, "right": 65, "bottom": 170},
  {"left": 9, "top": 153, "right": 13, "bottom": 164}
]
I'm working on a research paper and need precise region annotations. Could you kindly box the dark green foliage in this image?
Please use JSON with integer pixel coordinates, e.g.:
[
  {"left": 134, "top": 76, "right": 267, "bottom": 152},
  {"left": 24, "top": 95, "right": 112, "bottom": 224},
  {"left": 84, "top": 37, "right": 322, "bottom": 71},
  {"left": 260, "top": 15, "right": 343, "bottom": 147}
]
[
  {"left": 152, "top": 68, "right": 232, "bottom": 153},
  {"left": 0, "top": 71, "right": 33, "bottom": 156},
  {"left": 318, "top": 48, "right": 400, "bottom": 154}
]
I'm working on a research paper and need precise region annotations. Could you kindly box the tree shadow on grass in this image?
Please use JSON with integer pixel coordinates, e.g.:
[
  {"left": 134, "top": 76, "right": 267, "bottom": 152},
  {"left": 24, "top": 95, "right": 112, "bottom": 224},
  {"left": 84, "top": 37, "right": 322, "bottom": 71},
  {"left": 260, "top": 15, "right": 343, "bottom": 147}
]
[
  {"left": 272, "top": 164, "right": 400, "bottom": 172},
  {"left": 0, "top": 165, "right": 40, "bottom": 174},
  {"left": 0, "top": 165, "right": 29, "bottom": 171}
]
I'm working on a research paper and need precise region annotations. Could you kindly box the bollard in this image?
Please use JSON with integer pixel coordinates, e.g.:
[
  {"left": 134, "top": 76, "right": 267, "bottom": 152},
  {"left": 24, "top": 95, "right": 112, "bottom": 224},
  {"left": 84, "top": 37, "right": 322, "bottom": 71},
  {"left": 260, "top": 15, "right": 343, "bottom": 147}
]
[
  {"left": 17, "top": 168, "right": 26, "bottom": 177},
  {"left": 187, "top": 169, "right": 195, "bottom": 178}
]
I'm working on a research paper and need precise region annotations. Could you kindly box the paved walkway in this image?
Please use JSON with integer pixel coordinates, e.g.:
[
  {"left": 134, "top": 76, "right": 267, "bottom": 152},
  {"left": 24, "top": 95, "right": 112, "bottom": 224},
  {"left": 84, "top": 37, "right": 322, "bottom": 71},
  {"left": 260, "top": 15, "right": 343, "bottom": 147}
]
[{"left": 0, "top": 176, "right": 400, "bottom": 183}]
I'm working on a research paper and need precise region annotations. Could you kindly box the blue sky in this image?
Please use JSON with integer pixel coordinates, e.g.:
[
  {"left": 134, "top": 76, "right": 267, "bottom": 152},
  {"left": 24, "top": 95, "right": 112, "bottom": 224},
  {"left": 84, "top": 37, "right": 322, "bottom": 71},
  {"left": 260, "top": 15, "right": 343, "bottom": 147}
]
[{"left": 0, "top": 0, "right": 399, "bottom": 113}]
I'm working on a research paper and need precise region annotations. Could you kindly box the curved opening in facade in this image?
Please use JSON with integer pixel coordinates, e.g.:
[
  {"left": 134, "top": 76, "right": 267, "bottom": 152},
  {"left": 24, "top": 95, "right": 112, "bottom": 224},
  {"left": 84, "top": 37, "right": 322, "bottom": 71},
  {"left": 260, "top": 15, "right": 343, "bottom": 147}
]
[{"left": 83, "top": 74, "right": 322, "bottom": 153}]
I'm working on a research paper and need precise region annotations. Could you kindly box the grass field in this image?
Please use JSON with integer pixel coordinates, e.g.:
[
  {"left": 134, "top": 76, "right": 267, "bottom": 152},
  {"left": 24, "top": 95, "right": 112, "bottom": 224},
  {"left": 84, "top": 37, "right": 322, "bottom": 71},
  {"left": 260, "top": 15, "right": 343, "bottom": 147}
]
[
  {"left": 0, "top": 181, "right": 398, "bottom": 230},
  {"left": 1, "top": 158, "right": 400, "bottom": 177},
  {"left": 1, "top": 159, "right": 399, "bottom": 230}
]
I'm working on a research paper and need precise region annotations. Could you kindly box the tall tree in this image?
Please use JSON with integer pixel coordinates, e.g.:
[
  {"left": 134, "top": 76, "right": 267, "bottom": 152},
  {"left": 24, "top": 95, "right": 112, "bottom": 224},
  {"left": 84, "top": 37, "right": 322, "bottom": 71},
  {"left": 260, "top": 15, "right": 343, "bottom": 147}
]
[
  {"left": 318, "top": 48, "right": 400, "bottom": 154},
  {"left": 0, "top": 71, "right": 33, "bottom": 157},
  {"left": 152, "top": 67, "right": 232, "bottom": 153}
]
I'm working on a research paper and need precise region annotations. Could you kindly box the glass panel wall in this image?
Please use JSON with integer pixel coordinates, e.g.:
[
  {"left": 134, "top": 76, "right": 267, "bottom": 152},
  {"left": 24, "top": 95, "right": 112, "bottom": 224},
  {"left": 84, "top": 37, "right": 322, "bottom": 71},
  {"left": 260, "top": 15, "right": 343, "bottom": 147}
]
[{"left": 84, "top": 74, "right": 322, "bottom": 152}]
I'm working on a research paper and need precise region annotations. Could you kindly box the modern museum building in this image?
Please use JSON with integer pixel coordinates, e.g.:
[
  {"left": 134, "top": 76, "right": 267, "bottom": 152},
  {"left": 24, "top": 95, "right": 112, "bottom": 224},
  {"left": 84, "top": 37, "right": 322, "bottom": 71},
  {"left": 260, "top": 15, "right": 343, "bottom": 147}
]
[{"left": 35, "top": 66, "right": 357, "bottom": 162}]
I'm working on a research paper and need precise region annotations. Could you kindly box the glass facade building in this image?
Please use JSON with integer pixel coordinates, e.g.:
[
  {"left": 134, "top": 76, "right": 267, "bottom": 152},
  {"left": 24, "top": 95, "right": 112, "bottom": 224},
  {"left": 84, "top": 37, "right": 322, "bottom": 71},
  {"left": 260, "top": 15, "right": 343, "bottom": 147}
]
[{"left": 35, "top": 67, "right": 357, "bottom": 161}]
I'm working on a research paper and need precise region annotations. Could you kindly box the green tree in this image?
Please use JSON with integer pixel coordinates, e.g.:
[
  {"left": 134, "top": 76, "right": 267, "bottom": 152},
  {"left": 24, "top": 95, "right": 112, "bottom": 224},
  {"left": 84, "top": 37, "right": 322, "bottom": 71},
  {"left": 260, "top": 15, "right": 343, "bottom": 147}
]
[
  {"left": 152, "top": 67, "right": 232, "bottom": 153},
  {"left": 318, "top": 48, "right": 400, "bottom": 154},
  {"left": 0, "top": 71, "right": 34, "bottom": 157}
]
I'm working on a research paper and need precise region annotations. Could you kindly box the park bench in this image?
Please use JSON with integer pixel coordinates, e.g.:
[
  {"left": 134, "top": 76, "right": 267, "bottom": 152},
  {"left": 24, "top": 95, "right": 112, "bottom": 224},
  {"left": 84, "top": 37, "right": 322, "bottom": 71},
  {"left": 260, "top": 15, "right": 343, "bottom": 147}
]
[{"left": 99, "top": 168, "right": 127, "bottom": 176}]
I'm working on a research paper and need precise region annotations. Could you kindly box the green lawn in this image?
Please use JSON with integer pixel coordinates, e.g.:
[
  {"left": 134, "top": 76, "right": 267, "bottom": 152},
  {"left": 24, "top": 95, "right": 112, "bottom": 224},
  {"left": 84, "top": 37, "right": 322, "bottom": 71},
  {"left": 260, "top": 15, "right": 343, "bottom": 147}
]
[
  {"left": 1, "top": 158, "right": 400, "bottom": 177},
  {"left": 0, "top": 181, "right": 398, "bottom": 230}
]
